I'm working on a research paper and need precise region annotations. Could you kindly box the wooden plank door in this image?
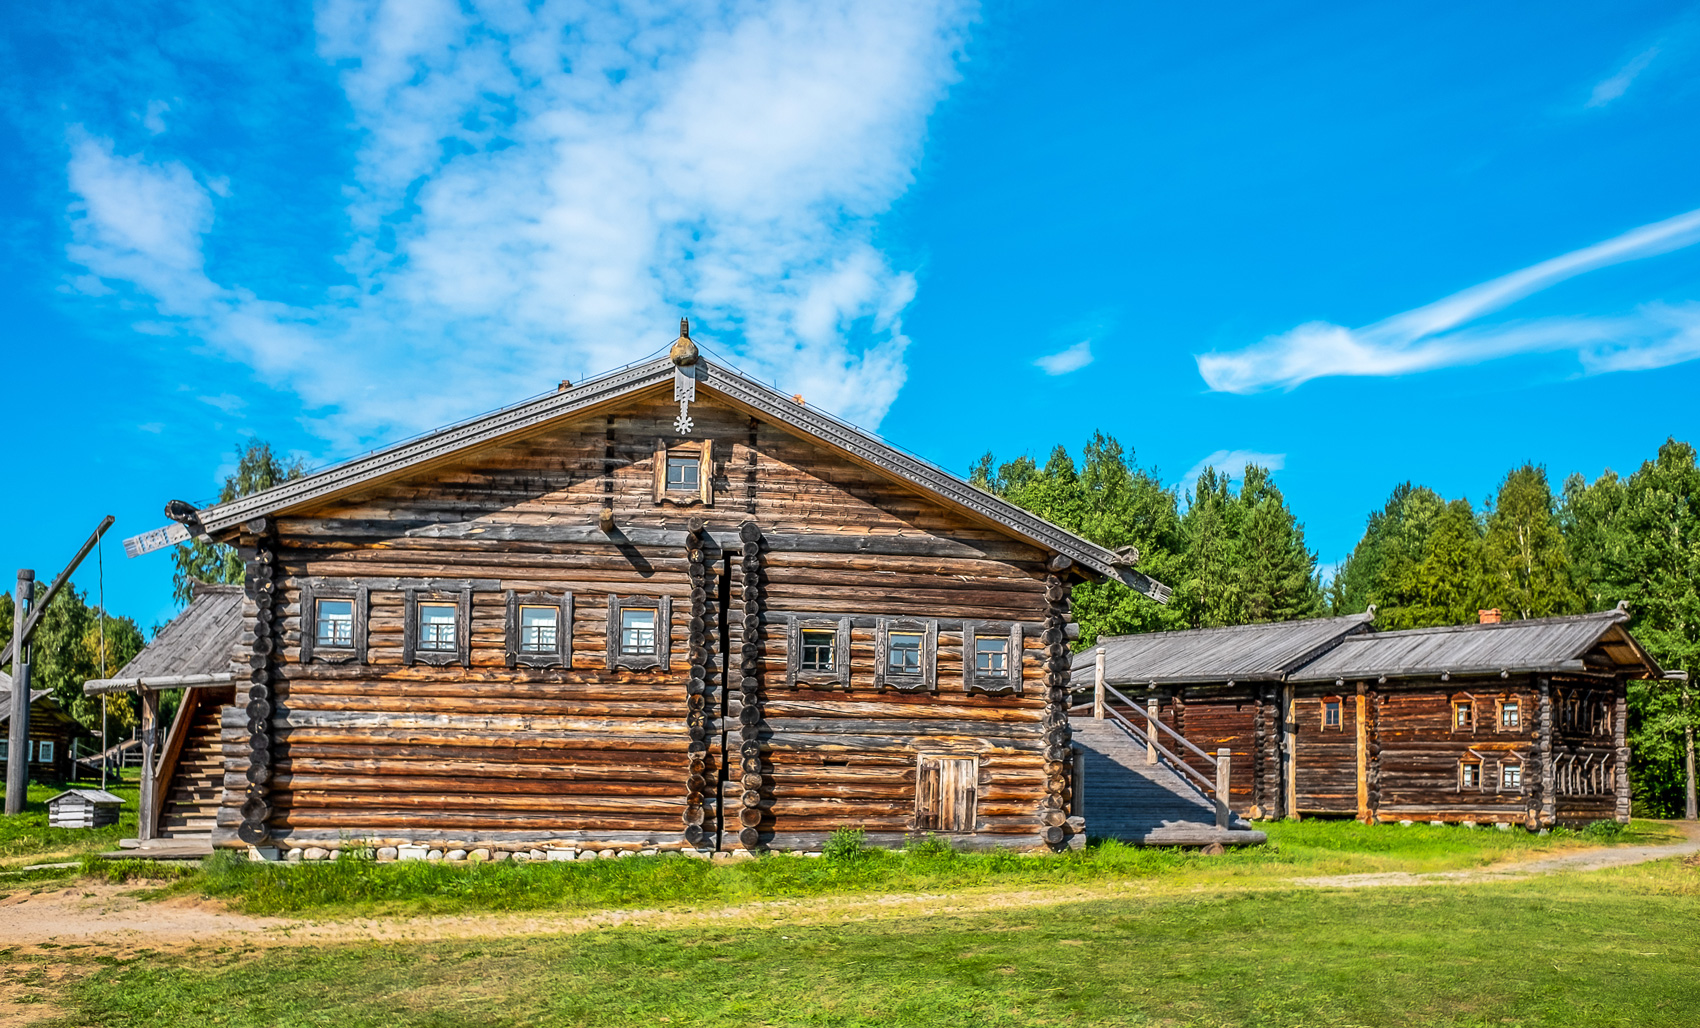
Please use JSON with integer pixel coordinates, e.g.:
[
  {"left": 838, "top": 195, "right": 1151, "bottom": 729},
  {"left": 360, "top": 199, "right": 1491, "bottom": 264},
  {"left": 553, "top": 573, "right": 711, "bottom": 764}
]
[{"left": 915, "top": 755, "right": 977, "bottom": 832}]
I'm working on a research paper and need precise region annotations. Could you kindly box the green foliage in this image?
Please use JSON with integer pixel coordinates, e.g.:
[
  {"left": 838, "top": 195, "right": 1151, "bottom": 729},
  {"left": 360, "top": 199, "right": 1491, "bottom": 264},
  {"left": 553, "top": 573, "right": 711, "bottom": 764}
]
[
  {"left": 0, "top": 581, "right": 146, "bottom": 735},
  {"left": 1481, "top": 464, "right": 1582, "bottom": 619},
  {"left": 972, "top": 434, "right": 1321, "bottom": 641},
  {"left": 0, "top": 776, "right": 141, "bottom": 864},
  {"left": 170, "top": 440, "right": 306, "bottom": 604},
  {"left": 822, "top": 826, "right": 868, "bottom": 862}
]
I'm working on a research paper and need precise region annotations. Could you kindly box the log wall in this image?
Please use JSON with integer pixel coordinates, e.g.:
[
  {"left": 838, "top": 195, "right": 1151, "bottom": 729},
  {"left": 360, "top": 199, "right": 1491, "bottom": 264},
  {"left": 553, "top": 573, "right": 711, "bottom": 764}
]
[{"left": 214, "top": 389, "right": 1074, "bottom": 852}]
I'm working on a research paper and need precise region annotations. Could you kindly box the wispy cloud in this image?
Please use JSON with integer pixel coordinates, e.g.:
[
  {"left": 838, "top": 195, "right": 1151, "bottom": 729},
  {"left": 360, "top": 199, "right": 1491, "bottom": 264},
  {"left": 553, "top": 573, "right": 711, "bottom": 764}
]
[
  {"left": 63, "top": 1, "right": 977, "bottom": 449},
  {"left": 1181, "top": 449, "right": 1285, "bottom": 488},
  {"left": 1587, "top": 46, "right": 1661, "bottom": 108},
  {"left": 1034, "top": 340, "right": 1093, "bottom": 375},
  {"left": 1196, "top": 206, "right": 1700, "bottom": 393}
]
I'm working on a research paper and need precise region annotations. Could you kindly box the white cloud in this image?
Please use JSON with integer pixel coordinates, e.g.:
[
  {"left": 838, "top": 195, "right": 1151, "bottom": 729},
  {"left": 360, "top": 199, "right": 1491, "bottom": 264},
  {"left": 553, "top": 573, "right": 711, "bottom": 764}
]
[
  {"left": 141, "top": 99, "right": 171, "bottom": 134},
  {"left": 1587, "top": 46, "right": 1660, "bottom": 108},
  {"left": 64, "top": 0, "right": 976, "bottom": 448},
  {"left": 1034, "top": 340, "right": 1093, "bottom": 375},
  {"left": 1196, "top": 206, "right": 1700, "bottom": 393},
  {"left": 1181, "top": 449, "right": 1286, "bottom": 488}
]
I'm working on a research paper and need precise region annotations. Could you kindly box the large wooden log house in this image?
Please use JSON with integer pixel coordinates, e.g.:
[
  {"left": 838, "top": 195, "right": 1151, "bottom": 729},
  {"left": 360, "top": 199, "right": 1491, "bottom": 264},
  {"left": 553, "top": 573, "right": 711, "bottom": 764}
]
[
  {"left": 109, "top": 327, "right": 1172, "bottom": 856},
  {"left": 1077, "top": 607, "right": 1671, "bottom": 827}
]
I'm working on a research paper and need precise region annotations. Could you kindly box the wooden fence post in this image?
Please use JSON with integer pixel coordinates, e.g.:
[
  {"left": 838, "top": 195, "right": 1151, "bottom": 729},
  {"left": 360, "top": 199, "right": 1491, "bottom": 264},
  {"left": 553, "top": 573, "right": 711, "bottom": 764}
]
[
  {"left": 1093, "top": 647, "right": 1106, "bottom": 720},
  {"left": 1215, "top": 747, "right": 1231, "bottom": 829},
  {"left": 1146, "top": 690, "right": 1159, "bottom": 765}
]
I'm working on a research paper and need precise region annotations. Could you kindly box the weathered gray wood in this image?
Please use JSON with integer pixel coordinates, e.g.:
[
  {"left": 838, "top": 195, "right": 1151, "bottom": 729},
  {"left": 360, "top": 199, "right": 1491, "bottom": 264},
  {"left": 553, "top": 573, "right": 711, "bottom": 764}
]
[
  {"left": 138, "top": 690, "right": 160, "bottom": 842},
  {"left": 5, "top": 569, "right": 33, "bottom": 816}
]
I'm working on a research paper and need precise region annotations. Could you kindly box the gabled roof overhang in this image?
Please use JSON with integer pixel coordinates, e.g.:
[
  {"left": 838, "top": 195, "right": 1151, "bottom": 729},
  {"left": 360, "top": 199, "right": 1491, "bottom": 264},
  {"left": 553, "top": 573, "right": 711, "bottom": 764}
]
[{"left": 189, "top": 357, "right": 1170, "bottom": 601}]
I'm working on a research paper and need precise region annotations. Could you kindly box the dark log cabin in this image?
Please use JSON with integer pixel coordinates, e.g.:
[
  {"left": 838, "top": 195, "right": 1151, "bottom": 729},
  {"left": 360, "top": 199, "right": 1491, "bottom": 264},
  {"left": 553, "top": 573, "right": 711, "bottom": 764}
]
[
  {"left": 1077, "top": 607, "right": 1670, "bottom": 827},
  {"left": 0, "top": 671, "right": 87, "bottom": 784},
  {"left": 108, "top": 329, "right": 1171, "bottom": 857}
]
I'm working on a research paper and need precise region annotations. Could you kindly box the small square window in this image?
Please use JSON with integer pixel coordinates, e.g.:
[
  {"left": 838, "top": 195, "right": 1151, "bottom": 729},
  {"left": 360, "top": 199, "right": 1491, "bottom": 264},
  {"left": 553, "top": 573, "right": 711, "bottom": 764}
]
[
  {"left": 1461, "top": 763, "right": 1480, "bottom": 788},
  {"left": 888, "top": 632, "right": 922, "bottom": 674},
  {"left": 316, "top": 599, "right": 354, "bottom": 648},
  {"left": 1454, "top": 702, "right": 1473, "bottom": 729},
  {"left": 418, "top": 603, "right": 458, "bottom": 651},
  {"left": 974, "top": 636, "right": 1008, "bottom": 676},
  {"left": 36, "top": 740, "right": 52, "bottom": 763},
  {"left": 666, "top": 456, "right": 699, "bottom": 491},
  {"left": 519, "top": 605, "right": 558, "bottom": 654},
  {"left": 1501, "top": 701, "right": 1520, "bottom": 729},
  {"left": 1502, "top": 765, "right": 1522, "bottom": 789},
  {"left": 1323, "top": 699, "right": 1342, "bottom": 729},
  {"left": 621, "top": 609, "right": 657, "bottom": 656},
  {"left": 801, "top": 630, "right": 836, "bottom": 672}
]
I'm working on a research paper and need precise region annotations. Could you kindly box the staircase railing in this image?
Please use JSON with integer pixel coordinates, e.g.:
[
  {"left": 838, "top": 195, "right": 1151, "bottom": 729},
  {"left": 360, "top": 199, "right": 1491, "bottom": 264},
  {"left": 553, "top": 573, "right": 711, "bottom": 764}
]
[{"left": 1073, "top": 648, "right": 1235, "bottom": 829}]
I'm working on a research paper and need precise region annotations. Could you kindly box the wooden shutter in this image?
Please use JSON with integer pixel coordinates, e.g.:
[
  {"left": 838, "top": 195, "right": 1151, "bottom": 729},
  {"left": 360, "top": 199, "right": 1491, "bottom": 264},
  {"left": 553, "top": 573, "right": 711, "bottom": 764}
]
[{"left": 915, "top": 755, "right": 977, "bottom": 833}]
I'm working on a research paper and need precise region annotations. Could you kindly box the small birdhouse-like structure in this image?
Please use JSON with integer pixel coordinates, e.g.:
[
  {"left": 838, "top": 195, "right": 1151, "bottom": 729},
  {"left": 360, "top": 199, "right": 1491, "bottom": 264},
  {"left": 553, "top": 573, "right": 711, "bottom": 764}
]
[{"left": 47, "top": 788, "right": 125, "bottom": 829}]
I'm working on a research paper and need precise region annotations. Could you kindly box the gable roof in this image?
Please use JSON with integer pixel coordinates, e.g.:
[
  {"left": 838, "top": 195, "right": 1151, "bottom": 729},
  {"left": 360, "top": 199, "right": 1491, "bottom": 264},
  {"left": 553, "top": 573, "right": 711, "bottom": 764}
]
[
  {"left": 178, "top": 357, "right": 1170, "bottom": 600},
  {"left": 0, "top": 684, "right": 88, "bottom": 733},
  {"left": 1073, "top": 613, "right": 1377, "bottom": 684},
  {"left": 113, "top": 584, "right": 244, "bottom": 681},
  {"left": 1287, "top": 609, "right": 1660, "bottom": 682}
]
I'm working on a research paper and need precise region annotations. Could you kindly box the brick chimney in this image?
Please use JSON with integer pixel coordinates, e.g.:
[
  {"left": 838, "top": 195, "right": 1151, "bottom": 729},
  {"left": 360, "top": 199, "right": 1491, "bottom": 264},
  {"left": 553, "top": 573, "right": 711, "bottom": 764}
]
[{"left": 1478, "top": 608, "right": 1501, "bottom": 625}]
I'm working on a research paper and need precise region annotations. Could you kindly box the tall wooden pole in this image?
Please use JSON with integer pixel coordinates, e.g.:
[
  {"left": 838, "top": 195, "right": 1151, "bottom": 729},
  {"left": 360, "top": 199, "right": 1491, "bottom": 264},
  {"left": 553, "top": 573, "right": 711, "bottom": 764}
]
[
  {"left": 1684, "top": 679, "right": 1696, "bottom": 821},
  {"left": 138, "top": 690, "right": 160, "bottom": 842},
  {"left": 1092, "top": 647, "right": 1105, "bottom": 720},
  {"left": 6, "top": 570, "right": 35, "bottom": 816}
]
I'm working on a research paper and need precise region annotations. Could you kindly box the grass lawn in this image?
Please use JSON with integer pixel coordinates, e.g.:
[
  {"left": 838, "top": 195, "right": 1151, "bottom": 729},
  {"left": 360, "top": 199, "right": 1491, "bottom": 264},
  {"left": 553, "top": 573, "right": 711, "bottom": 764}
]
[
  {"left": 134, "top": 818, "right": 1677, "bottom": 919},
  {"left": 0, "top": 774, "right": 141, "bottom": 867},
  {"left": 32, "top": 854, "right": 1700, "bottom": 1028}
]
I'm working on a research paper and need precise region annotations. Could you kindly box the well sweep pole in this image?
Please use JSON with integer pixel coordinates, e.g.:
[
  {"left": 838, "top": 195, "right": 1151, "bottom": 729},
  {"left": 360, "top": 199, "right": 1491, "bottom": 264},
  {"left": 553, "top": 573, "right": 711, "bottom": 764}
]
[{"left": 5, "top": 570, "right": 35, "bottom": 816}]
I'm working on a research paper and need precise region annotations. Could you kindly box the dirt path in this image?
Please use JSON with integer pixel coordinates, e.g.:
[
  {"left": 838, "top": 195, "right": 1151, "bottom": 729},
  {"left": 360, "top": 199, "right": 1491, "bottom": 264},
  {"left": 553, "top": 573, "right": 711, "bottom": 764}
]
[
  {"left": 4, "top": 826, "right": 1696, "bottom": 956},
  {"left": 1293, "top": 821, "right": 1700, "bottom": 889}
]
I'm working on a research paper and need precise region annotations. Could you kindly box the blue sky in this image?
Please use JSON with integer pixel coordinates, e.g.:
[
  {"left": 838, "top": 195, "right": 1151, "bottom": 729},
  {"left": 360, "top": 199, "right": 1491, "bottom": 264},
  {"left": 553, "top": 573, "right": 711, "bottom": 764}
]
[{"left": 4, "top": 1, "right": 1700, "bottom": 632}]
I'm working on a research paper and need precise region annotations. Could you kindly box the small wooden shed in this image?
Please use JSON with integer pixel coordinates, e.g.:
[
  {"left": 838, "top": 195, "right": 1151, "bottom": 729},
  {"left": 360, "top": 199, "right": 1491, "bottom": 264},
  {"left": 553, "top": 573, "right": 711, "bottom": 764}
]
[{"left": 47, "top": 788, "right": 125, "bottom": 829}]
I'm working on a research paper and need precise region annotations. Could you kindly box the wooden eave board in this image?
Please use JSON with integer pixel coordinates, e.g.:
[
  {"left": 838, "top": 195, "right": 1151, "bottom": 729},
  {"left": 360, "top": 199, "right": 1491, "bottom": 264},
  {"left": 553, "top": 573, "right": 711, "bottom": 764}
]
[
  {"left": 187, "top": 357, "right": 1165, "bottom": 597},
  {"left": 1287, "top": 611, "right": 1650, "bottom": 682}
]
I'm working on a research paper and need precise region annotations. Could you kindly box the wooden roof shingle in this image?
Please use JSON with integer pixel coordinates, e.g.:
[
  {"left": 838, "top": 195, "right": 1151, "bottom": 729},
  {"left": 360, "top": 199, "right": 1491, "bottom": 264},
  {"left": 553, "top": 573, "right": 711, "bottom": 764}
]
[
  {"left": 1073, "top": 613, "right": 1377, "bottom": 684},
  {"left": 114, "top": 584, "right": 244, "bottom": 681}
]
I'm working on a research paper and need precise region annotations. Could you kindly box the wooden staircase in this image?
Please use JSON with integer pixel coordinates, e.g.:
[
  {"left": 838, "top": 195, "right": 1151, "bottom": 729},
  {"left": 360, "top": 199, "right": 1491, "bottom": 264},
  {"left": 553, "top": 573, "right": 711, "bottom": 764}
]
[
  {"left": 1072, "top": 716, "right": 1267, "bottom": 847},
  {"left": 156, "top": 693, "right": 229, "bottom": 840}
]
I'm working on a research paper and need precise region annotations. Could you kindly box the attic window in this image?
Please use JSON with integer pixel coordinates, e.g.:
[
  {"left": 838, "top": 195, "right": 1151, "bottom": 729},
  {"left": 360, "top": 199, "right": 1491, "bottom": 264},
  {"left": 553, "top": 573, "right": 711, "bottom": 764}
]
[
  {"left": 299, "top": 580, "right": 368, "bottom": 665},
  {"left": 653, "top": 439, "right": 714, "bottom": 506},
  {"left": 403, "top": 588, "right": 472, "bottom": 667}
]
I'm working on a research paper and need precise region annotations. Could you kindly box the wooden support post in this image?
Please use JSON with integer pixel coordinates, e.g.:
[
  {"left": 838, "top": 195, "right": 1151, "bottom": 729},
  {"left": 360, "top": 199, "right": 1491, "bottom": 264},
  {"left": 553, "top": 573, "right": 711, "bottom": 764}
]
[
  {"left": 1614, "top": 681, "right": 1631, "bottom": 824},
  {"left": 5, "top": 570, "right": 34, "bottom": 817},
  {"left": 1538, "top": 676, "right": 1555, "bottom": 827},
  {"left": 1092, "top": 647, "right": 1106, "bottom": 720},
  {"left": 1283, "top": 685, "right": 1298, "bottom": 820},
  {"left": 1145, "top": 690, "right": 1159, "bottom": 765},
  {"left": 1215, "top": 748, "right": 1231, "bottom": 829},
  {"left": 138, "top": 690, "right": 160, "bottom": 843},
  {"left": 1355, "top": 684, "right": 1370, "bottom": 823}
]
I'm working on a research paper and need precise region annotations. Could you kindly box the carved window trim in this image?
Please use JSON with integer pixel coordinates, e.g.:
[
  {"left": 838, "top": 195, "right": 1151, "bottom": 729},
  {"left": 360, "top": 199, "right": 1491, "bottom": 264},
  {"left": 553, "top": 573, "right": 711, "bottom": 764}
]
[
  {"left": 786, "top": 615, "right": 851, "bottom": 690},
  {"left": 1498, "top": 759, "right": 1523, "bottom": 792},
  {"left": 652, "top": 438, "right": 714, "bottom": 507},
  {"left": 1458, "top": 759, "right": 1482, "bottom": 791},
  {"left": 1450, "top": 693, "right": 1476, "bottom": 734},
  {"left": 1496, "top": 696, "right": 1522, "bottom": 732},
  {"left": 299, "top": 580, "right": 369, "bottom": 665},
  {"left": 505, "top": 590, "right": 573, "bottom": 669},
  {"left": 404, "top": 587, "right": 472, "bottom": 667},
  {"left": 606, "top": 594, "right": 672, "bottom": 671},
  {"left": 1320, "top": 696, "right": 1343, "bottom": 731},
  {"left": 962, "top": 621, "right": 1023, "bottom": 696},
  {"left": 875, "top": 618, "right": 937, "bottom": 693}
]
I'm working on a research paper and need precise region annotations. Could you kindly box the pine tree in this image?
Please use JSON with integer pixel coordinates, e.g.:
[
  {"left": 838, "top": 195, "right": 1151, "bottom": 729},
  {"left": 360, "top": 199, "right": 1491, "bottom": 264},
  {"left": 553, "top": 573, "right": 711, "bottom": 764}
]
[{"left": 1481, "top": 464, "right": 1580, "bottom": 620}]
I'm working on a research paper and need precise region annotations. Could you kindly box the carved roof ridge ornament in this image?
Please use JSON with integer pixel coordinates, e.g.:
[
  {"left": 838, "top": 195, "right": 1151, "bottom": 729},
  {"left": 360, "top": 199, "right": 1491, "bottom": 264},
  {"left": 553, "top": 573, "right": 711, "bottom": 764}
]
[{"left": 670, "top": 317, "right": 699, "bottom": 434}]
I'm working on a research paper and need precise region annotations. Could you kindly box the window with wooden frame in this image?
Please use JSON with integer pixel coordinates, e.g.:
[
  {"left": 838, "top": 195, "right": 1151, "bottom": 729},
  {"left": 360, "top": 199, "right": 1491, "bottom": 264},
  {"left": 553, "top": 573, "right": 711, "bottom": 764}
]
[
  {"left": 875, "top": 618, "right": 938, "bottom": 692},
  {"left": 403, "top": 588, "right": 472, "bottom": 667},
  {"left": 1321, "top": 696, "right": 1343, "bottom": 731},
  {"left": 962, "top": 621, "right": 1023, "bottom": 695},
  {"left": 786, "top": 615, "right": 851, "bottom": 689},
  {"left": 1450, "top": 695, "right": 1475, "bottom": 733},
  {"left": 652, "top": 438, "right": 714, "bottom": 506},
  {"left": 1498, "top": 697, "right": 1521, "bottom": 731},
  {"left": 914, "top": 754, "right": 978, "bottom": 833},
  {"left": 605, "top": 595, "right": 672, "bottom": 671},
  {"left": 1459, "top": 760, "right": 1482, "bottom": 790},
  {"left": 505, "top": 591, "right": 573, "bottom": 669},
  {"left": 299, "top": 580, "right": 369, "bottom": 664},
  {"left": 1500, "top": 762, "right": 1523, "bottom": 790}
]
